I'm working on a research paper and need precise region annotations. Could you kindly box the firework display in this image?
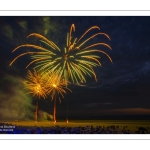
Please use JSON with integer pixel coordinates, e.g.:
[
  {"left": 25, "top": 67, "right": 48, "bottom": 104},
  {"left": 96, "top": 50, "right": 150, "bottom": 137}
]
[
  {"left": 45, "top": 71, "right": 72, "bottom": 123},
  {"left": 24, "top": 69, "right": 71, "bottom": 122},
  {"left": 24, "top": 69, "right": 47, "bottom": 99},
  {"left": 10, "top": 24, "right": 112, "bottom": 84},
  {"left": 23, "top": 69, "right": 47, "bottom": 122},
  {"left": 9, "top": 24, "right": 112, "bottom": 123}
]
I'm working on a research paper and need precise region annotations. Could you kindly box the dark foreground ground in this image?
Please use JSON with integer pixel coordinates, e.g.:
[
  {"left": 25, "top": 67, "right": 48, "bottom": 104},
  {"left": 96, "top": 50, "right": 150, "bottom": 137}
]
[{"left": 0, "top": 120, "right": 150, "bottom": 134}]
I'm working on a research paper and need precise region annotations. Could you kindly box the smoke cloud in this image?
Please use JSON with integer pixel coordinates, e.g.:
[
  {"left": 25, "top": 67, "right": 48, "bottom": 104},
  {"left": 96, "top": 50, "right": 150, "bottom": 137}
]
[{"left": 0, "top": 74, "right": 35, "bottom": 121}]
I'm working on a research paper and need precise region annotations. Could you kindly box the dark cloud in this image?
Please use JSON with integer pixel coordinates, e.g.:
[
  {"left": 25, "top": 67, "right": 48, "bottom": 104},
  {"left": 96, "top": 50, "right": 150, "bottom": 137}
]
[{"left": 96, "top": 108, "right": 150, "bottom": 116}]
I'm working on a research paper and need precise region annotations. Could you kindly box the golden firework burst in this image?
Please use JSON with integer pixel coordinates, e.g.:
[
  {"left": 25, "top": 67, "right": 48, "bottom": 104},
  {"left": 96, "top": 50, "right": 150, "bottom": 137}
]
[{"left": 10, "top": 24, "right": 112, "bottom": 84}]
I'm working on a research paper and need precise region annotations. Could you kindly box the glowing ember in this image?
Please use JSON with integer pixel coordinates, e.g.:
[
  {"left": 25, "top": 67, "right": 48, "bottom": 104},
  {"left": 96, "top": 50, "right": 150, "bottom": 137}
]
[{"left": 52, "top": 84, "right": 57, "bottom": 88}]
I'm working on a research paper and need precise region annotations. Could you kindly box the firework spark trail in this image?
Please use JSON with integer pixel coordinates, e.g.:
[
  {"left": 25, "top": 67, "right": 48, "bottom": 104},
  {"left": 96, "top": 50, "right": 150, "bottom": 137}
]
[
  {"left": 24, "top": 69, "right": 47, "bottom": 99},
  {"left": 24, "top": 69, "right": 47, "bottom": 122},
  {"left": 45, "top": 71, "right": 72, "bottom": 101},
  {"left": 44, "top": 71, "right": 72, "bottom": 123},
  {"left": 27, "top": 33, "right": 61, "bottom": 51}
]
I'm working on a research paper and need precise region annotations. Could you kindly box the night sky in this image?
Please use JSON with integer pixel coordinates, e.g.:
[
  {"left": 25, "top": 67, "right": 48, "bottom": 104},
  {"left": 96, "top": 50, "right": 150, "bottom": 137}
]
[{"left": 0, "top": 16, "right": 150, "bottom": 120}]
